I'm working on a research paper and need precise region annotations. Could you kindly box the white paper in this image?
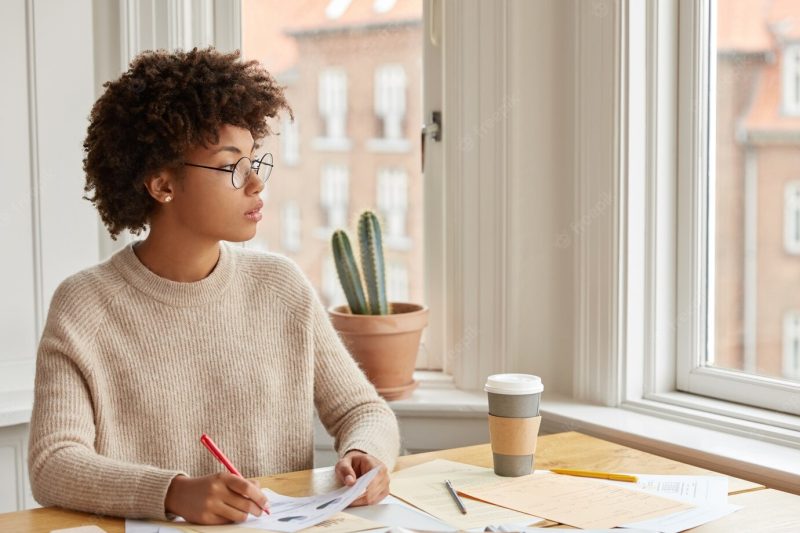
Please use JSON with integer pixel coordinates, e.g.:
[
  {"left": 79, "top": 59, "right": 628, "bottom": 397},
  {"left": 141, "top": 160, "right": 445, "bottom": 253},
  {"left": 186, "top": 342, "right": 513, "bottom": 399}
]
[
  {"left": 125, "top": 521, "right": 185, "bottom": 533},
  {"left": 572, "top": 473, "right": 740, "bottom": 533},
  {"left": 346, "top": 502, "right": 455, "bottom": 531},
  {"left": 233, "top": 465, "right": 380, "bottom": 532},
  {"left": 599, "top": 474, "right": 729, "bottom": 506},
  {"left": 620, "top": 503, "right": 741, "bottom": 533}
]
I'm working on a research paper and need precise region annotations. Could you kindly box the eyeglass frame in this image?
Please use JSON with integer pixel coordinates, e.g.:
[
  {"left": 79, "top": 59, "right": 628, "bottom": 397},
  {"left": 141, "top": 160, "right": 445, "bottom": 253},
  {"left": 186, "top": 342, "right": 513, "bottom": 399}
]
[{"left": 183, "top": 152, "right": 274, "bottom": 189}]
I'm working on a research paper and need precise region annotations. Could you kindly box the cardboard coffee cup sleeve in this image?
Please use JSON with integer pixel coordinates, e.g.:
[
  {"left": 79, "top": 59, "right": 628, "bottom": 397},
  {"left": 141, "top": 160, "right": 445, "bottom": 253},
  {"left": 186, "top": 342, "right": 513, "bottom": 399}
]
[{"left": 488, "top": 415, "right": 542, "bottom": 456}]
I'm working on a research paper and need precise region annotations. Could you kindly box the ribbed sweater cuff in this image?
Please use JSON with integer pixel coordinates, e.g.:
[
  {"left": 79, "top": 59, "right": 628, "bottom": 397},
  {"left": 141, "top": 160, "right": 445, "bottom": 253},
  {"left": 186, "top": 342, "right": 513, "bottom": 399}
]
[
  {"left": 340, "top": 439, "right": 398, "bottom": 473},
  {"left": 134, "top": 467, "right": 187, "bottom": 520}
]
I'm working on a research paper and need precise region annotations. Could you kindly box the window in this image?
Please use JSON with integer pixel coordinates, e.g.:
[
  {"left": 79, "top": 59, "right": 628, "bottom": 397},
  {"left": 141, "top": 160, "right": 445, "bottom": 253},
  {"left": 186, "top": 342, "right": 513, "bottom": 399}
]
[
  {"left": 281, "top": 201, "right": 302, "bottom": 252},
  {"left": 377, "top": 167, "right": 410, "bottom": 249},
  {"left": 782, "top": 44, "right": 800, "bottom": 116},
  {"left": 320, "top": 164, "right": 349, "bottom": 230},
  {"left": 784, "top": 181, "right": 800, "bottom": 255},
  {"left": 318, "top": 68, "right": 348, "bottom": 140},
  {"left": 322, "top": 256, "right": 347, "bottom": 309},
  {"left": 387, "top": 261, "right": 409, "bottom": 303},
  {"left": 374, "top": 64, "right": 406, "bottom": 139},
  {"left": 783, "top": 311, "right": 800, "bottom": 380},
  {"left": 242, "top": 0, "right": 433, "bottom": 372},
  {"left": 673, "top": 0, "right": 800, "bottom": 413},
  {"left": 281, "top": 115, "right": 299, "bottom": 166}
]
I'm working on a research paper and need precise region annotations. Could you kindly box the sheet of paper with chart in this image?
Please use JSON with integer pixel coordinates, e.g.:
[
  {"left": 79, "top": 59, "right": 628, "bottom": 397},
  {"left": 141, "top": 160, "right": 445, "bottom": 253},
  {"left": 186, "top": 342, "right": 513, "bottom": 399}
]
[
  {"left": 126, "top": 466, "right": 381, "bottom": 533},
  {"left": 390, "top": 459, "right": 546, "bottom": 530},
  {"left": 460, "top": 472, "right": 693, "bottom": 530}
]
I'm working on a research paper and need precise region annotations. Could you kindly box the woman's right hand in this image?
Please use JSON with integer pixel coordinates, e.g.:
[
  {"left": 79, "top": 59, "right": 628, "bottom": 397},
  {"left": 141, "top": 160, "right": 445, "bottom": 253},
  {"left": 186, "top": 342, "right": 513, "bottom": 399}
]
[{"left": 164, "top": 473, "right": 269, "bottom": 524}]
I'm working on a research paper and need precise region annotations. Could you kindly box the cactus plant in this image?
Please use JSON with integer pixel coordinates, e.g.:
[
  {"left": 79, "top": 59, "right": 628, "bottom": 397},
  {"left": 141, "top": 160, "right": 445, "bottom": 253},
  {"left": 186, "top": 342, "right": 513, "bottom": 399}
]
[
  {"left": 331, "top": 229, "right": 369, "bottom": 315},
  {"left": 358, "top": 211, "right": 389, "bottom": 315},
  {"left": 331, "top": 210, "right": 389, "bottom": 315}
]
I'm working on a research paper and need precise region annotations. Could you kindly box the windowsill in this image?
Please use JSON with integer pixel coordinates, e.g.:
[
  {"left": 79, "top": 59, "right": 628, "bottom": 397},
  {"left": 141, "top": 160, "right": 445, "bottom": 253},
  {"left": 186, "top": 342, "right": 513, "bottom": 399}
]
[
  {"left": 381, "top": 374, "right": 800, "bottom": 494},
  {"left": 386, "top": 371, "right": 487, "bottom": 418},
  {"left": 365, "top": 138, "right": 412, "bottom": 153},
  {"left": 539, "top": 392, "right": 800, "bottom": 495},
  {"left": 0, "top": 390, "right": 33, "bottom": 427},
  {"left": 311, "top": 137, "right": 352, "bottom": 152}
]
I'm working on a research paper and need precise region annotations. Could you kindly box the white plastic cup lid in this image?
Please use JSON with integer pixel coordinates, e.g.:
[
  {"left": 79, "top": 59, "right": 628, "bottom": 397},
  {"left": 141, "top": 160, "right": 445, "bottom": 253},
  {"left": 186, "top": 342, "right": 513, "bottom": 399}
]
[{"left": 484, "top": 374, "right": 544, "bottom": 395}]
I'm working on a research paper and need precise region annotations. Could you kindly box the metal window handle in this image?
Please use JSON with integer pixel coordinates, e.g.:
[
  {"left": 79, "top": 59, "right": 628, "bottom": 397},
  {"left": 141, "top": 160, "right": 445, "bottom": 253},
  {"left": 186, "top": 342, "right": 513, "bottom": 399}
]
[{"left": 421, "top": 111, "right": 442, "bottom": 171}]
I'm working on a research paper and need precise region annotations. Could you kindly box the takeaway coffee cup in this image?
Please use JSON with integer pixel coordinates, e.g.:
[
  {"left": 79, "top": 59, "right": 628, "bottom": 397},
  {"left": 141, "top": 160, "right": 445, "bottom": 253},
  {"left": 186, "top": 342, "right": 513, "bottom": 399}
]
[{"left": 485, "top": 373, "right": 544, "bottom": 477}]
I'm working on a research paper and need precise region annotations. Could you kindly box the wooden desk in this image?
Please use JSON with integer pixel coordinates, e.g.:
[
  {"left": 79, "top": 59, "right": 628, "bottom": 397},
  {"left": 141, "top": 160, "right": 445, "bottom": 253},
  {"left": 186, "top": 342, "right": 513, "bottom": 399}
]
[{"left": 0, "top": 431, "right": 795, "bottom": 533}]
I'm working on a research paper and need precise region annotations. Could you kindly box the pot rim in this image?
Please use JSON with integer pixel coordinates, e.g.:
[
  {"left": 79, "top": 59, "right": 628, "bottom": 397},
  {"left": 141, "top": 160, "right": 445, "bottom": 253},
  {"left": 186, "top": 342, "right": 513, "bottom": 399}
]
[{"left": 327, "top": 302, "right": 429, "bottom": 317}]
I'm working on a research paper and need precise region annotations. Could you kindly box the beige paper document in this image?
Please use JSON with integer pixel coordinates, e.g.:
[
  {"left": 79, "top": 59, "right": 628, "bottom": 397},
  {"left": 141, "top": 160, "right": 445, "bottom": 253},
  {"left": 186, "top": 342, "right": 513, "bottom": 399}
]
[
  {"left": 390, "top": 459, "right": 546, "bottom": 530},
  {"left": 460, "top": 472, "right": 693, "bottom": 530}
]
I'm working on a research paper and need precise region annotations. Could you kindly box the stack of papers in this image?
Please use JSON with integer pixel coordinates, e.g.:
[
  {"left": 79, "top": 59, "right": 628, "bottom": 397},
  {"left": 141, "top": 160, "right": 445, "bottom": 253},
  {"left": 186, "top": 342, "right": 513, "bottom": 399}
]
[
  {"left": 389, "top": 459, "right": 546, "bottom": 530},
  {"left": 127, "top": 461, "right": 742, "bottom": 533}
]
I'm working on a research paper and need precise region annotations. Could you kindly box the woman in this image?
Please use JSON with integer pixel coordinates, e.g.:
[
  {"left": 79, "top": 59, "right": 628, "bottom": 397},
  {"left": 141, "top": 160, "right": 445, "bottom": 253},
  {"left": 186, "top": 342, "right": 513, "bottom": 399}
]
[{"left": 27, "top": 47, "right": 399, "bottom": 525}]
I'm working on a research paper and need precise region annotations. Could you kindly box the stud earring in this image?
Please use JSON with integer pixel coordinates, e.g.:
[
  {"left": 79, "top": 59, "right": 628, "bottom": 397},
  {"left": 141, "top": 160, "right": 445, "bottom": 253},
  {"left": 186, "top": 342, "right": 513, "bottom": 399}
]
[{"left": 164, "top": 195, "right": 173, "bottom": 203}]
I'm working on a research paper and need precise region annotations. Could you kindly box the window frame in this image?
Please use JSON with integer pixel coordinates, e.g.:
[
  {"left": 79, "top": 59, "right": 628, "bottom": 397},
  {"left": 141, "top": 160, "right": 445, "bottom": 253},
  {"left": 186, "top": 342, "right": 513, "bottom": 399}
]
[
  {"left": 574, "top": 0, "right": 800, "bottom": 440},
  {"left": 784, "top": 181, "right": 800, "bottom": 255},
  {"left": 673, "top": 0, "right": 800, "bottom": 414},
  {"left": 781, "top": 43, "right": 800, "bottom": 116}
]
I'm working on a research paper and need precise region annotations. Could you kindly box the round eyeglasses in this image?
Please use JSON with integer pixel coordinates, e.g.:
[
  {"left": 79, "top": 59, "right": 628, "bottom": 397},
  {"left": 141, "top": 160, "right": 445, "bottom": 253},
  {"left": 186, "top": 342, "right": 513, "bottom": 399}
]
[{"left": 183, "top": 153, "right": 273, "bottom": 189}]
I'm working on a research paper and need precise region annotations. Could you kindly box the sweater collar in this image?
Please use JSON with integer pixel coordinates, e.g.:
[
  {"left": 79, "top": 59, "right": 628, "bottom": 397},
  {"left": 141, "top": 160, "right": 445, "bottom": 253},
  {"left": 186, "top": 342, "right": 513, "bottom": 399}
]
[{"left": 111, "top": 241, "right": 236, "bottom": 307}]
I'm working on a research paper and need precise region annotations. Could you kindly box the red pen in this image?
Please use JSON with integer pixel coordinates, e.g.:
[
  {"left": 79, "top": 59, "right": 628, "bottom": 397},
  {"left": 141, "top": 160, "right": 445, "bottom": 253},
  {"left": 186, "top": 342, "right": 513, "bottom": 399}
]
[{"left": 200, "top": 433, "right": 270, "bottom": 515}]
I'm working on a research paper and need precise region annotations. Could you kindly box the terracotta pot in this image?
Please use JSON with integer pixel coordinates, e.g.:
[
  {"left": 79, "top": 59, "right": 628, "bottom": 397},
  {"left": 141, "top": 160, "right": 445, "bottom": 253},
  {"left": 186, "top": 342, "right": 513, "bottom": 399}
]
[{"left": 328, "top": 302, "right": 429, "bottom": 401}]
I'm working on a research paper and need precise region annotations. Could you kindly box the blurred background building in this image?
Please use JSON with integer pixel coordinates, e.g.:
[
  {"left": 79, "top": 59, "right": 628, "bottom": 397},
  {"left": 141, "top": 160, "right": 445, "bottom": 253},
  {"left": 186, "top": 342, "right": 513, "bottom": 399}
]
[
  {"left": 242, "top": 0, "right": 424, "bottom": 311},
  {"left": 715, "top": 0, "right": 800, "bottom": 380}
]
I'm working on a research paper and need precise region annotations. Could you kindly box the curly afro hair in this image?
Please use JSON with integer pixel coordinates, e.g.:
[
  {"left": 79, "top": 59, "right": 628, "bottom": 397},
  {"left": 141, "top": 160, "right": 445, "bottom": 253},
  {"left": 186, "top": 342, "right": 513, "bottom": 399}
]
[{"left": 83, "top": 47, "right": 291, "bottom": 239}]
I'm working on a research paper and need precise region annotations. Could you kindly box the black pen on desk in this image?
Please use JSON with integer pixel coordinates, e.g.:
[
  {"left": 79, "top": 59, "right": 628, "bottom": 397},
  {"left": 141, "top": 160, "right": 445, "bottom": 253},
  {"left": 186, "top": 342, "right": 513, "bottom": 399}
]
[{"left": 444, "top": 479, "right": 467, "bottom": 514}]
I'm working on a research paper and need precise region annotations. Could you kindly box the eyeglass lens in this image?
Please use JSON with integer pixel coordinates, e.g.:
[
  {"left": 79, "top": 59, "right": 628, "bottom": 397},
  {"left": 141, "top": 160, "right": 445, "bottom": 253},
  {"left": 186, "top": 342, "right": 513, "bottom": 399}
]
[{"left": 233, "top": 153, "right": 273, "bottom": 188}]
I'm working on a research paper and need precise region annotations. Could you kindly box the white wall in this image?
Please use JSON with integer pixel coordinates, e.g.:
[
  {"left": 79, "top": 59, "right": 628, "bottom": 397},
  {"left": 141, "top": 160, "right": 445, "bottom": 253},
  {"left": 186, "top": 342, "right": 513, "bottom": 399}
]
[
  {"left": 0, "top": 0, "right": 99, "bottom": 394},
  {"left": 506, "top": 0, "right": 575, "bottom": 396},
  {"left": 0, "top": 0, "right": 98, "bottom": 513}
]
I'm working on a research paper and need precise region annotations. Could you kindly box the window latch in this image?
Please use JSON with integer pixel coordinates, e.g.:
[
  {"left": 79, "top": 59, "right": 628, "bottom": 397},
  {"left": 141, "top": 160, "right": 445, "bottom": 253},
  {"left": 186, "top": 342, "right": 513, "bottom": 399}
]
[{"left": 421, "top": 111, "right": 442, "bottom": 171}]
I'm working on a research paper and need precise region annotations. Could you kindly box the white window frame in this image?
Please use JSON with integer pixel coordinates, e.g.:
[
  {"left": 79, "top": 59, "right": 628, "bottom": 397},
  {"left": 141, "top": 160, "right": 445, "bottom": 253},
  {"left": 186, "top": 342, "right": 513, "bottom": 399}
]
[
  {"left": 782, "top": 43, "right": 800, "bottom": 116},
  {"left": 423, "top": 0, "right": 517, "bottom": 384},
  {"left": 784, "top": 181, "right": 800, "bottom": 255},
  {"left": 674, "top": 0, "right": 800, "bottom": 414},
  {"left": 573, "top": 0, "right": 800, "bottom": 444},
  {"left": 783, "top": 311, "right": 800, "bottom": 380}
]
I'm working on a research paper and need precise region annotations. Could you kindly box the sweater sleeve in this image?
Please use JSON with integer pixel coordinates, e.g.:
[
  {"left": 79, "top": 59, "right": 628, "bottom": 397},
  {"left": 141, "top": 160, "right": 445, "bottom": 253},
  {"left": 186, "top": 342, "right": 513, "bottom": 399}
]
[
  {"left": 307, "top": 288, "right": 401, "bottom": 472},
  {"left": 27, "top": 281, "right": 185, "bottom": 520}
]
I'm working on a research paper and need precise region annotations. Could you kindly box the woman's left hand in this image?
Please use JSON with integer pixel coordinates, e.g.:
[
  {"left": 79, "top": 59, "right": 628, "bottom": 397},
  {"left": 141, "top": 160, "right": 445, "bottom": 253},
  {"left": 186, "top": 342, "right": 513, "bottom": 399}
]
[{"left": 334, "top": 450, "right": 390, "bottom": 506}]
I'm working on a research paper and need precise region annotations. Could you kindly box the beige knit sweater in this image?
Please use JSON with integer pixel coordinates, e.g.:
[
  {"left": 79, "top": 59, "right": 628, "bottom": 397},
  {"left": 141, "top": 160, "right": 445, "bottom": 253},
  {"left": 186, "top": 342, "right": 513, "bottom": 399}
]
[{"left": 28, "top": 242, "right": 400, "bottom": 520}]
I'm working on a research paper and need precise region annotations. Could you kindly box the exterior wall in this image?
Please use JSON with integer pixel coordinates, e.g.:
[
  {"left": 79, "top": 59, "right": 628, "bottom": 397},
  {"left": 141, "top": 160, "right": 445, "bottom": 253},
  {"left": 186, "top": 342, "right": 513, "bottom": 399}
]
[
  {"left": 754, "top": 145, "right": 800, "bottom": 376},
  {"left": 714, "top": 55, "right": 756, "bottom": 369},
  {"left": 244, "top": 15, "right": 424, "bottom": 312}
]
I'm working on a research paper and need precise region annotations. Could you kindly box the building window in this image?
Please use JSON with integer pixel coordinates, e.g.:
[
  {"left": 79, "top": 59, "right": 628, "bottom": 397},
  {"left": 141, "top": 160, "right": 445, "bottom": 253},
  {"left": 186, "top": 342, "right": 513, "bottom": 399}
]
[
  {"left": 322, "top": 256, "right": 348, "bottom": 309},
  {"left": 387, "top": 261, "right": 409, "bottom": 303},
  {"left": 782, "top": 44, "right": 800, "bottom": 116},
  {"left": 374, "top": 64, "right": 407, "bottom": 140},
  {"left": 377, "top": 167, "right": 410, "bottom": 249},
  {"left": 320, "top": 164, "right": 349, "bottom": 230},
  {"left": 281, "top": 201, "right": 302, "bottom": 252},
  {"left": 785, "top": 181, "right": 800, "bottom": 255},
  {"left": 281, "top": 115, "right": 299, "bottom": 166},
  {"left": 318, "top": 68, "right": 348, "bottom": 139},
  {"left": 783, "top": 311, "right": 800, "bottom": 379}
]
